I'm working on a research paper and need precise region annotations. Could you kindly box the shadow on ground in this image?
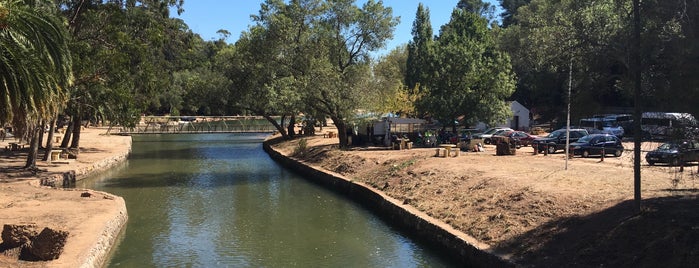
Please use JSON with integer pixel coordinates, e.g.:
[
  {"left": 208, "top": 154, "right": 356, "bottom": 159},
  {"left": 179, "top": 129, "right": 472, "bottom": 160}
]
[{"left": 495, "top": 195, "right": 698, "bottom": 267}]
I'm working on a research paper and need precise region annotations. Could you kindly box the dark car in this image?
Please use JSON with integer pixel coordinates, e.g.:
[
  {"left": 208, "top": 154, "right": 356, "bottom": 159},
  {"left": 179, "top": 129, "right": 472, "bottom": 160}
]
[
  {"left": 494, "top": 131, "right": 536, "bottom": 148},
  {"left": 645, "top": 140, "right": 699, "bottom": 166},
  {"left": 569, "top": 134, "right": 624, "bottom": 157},
  {"left": 532, "top": 128, "right": 589, "bottom": 154},
  {"left": 505, "top": 131, "right": 537, "bottom": 147}
]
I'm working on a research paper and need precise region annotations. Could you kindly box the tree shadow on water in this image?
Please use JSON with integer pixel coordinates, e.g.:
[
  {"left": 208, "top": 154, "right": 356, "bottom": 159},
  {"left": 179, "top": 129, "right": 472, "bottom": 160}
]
[{"left": 495, "top": 196, "right": 698, "bottom": 267}]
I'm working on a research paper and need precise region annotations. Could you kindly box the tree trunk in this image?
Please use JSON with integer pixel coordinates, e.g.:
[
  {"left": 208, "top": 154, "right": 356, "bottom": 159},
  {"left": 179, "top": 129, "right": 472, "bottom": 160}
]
[
  {"left": 24, "top": 126, "right": 41, "bottom": 169},
  {"left": 60, "top": 116, "right": 73, "bottom": 148},
  {"left": 43, "top": 117, "right": 58, "bottom": 161},
  {"left": 262, "top": 114, "right": 289, "bottom": 139},
  {"left": 287, "top": 115, "right": 296, "bottom": 139},
  {"left": 332, "top": 116, "right": 349, "bottom": 149},
  {"left": 38, "top": 120, "right": 46, "bottom": 149},
  {"left": 70, "top": 114, "right": 82, "bottom": 149}
]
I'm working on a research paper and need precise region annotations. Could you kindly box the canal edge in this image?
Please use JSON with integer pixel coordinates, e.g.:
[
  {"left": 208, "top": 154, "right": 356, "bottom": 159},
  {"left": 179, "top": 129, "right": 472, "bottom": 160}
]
[
  {"left": 39, "top": 134, "right": 132, "bottom": 268},
  {"left": 263, "top": 138, "right": 515, "bottom": 267}
]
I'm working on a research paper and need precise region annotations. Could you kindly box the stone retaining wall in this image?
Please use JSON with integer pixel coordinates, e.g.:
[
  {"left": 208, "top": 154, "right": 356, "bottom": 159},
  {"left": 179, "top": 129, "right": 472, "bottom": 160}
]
[
  {"left": 263, "top": 139, "right": 514, "bottom": 267},
  {"left": 77, "top": 196, "right": 128, "bottom": 268}
]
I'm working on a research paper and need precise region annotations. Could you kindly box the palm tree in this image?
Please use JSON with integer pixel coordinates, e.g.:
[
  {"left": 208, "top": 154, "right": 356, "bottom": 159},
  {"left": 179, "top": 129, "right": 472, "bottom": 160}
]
[{"left": 0, "top": 0, "right": 72, "bottom": 169}]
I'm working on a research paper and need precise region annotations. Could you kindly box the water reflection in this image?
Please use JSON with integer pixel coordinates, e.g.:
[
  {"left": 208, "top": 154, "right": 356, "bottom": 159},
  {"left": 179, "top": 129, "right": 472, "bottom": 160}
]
[{"left": 78, "top": 133, "right": 456, "bottom": 267}]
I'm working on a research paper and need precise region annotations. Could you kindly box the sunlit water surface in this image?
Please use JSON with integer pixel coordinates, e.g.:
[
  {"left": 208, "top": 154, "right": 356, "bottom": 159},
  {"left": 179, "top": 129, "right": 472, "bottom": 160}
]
[{"left": 77, "top": 133, "right": 458, "bottom": 267}]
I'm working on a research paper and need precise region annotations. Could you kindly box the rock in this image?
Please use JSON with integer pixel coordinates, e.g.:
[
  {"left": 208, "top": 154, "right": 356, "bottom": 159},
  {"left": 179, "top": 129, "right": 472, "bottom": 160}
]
[
  {"left": 26, "top": 227, "right": 69, "bottom": 261},
  {"left": 1, "top": 224, "right": 39, "bottom": 248},
  {"left": 80, "top": 191, "right": 92, "bottom": 198}
]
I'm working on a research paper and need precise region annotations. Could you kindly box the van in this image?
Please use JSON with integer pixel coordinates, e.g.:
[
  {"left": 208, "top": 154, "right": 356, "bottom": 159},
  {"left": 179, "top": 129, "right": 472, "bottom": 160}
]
[
  {"left": 579, "top": 118, "right": 624, "bottom": 138},
  {"left": 641, "top": 112, "right": 697, "bottom": 139}
]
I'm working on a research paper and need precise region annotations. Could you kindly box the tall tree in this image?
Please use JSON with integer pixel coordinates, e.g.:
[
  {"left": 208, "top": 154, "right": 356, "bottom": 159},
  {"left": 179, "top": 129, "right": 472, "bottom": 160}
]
[
  {"left": 457, "top": 0, "right": 496, "bottom": 23},
  {"left": 418, "top": 7, "right": 516, "bottom": 131},
  {"left": 0, "top": 0, "right": 72, "bottom": 168},
  {"left": 405, "top": 3, "right": 433, "bottom": 92},
  {"left": 57, "top": 0, "right": 192, "bottom": 147},
  {"left": 498, "top": 0, "right": 531, "bottom": 27},
  {"left": 232, "top": 0, "right": 397, "bottom": 147},
  {"left": 304, "top": 0, "right": 398, "bottom": 148}
]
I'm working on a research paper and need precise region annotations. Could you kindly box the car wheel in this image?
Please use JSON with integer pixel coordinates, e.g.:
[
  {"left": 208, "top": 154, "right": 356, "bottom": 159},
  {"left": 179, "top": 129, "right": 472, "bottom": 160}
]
[
  {"left": 647, "top": 161, "right": 655, "bottom": 166},
  {"left": 547, "top": 144, "right": 557, "bottom": 154},
  {"left": 582, "top": 150, "right": 590, "bottom": 158},
  {"left": 484, "top": 138, "right": 491, "bottom": 144},
  {"left": 614, "top": 150, "right": 622, "bottom": 157}
]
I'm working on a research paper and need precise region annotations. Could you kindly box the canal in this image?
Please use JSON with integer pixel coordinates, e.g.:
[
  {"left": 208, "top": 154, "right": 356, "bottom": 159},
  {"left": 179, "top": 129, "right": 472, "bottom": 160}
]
[{"left": 76, "top": 133, "right": 458, "bottom": 267}]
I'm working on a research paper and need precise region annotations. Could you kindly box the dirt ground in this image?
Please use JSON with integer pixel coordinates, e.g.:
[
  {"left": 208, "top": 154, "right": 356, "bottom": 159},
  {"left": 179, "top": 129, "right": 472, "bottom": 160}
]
[
  {"left": 272, "top": 127, "right": 698, "bottom": 267},
  {"left": 0, "top": 127, "right": 131, "bottom": 267}
]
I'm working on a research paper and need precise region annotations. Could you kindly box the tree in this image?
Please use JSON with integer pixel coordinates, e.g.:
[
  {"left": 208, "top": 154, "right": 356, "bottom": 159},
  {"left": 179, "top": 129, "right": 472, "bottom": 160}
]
[
  {"left": 498, "top": 0, "right": 531, "bottom": 27},
  {"left": 58, "top": 0, "right": 193, "bottom": 147},
  {"left": 371, "top": 46, "right": 420, "bottom": 116},
  {"left": 499, "top": 0, "right": 628, "bottom": 124},
  {"left": 0, "top": 0, "right": 72, "bottom": 169},
  {"left": 231, "top": 0, "right": 397, "bottom": 147},
  {"left": 302, "top": 0, "right": 398, "bottom": 148},
  {"left": 405, "top": 3, "right": 433, "bottom": 92},
  {"left": 219, "top": 0, "right": 343, "bottom": 139},
  {"left": 418, "top": 7, "right": 515, "bottom": 132},
  {"left": 457, "top": 0, "right": 496, "bottom": 23}
]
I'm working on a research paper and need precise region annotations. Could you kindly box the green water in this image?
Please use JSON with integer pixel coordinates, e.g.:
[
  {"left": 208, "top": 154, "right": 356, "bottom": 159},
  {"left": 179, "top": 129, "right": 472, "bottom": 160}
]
[{"left": 77, "top": 133, "right": 458, "bottom": 267}]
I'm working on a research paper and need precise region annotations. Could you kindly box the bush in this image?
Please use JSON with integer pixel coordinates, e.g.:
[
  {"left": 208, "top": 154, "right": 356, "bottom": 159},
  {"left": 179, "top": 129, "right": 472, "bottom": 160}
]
[{"left": 293, "top": 138, "right": 308, "bottom": 157}]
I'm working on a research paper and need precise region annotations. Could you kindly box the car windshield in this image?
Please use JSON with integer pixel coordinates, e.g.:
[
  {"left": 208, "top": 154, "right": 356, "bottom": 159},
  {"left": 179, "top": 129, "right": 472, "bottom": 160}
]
[
  {"left": 577, "top": 135, "right": 595, "bottom": 143},
  {"left": 483, "top": 128, "right": 499, "bottom": 134},
  {"left": 657, "top": 143, "right": 679, "bottom": 150},
  {"left": 547, "top": 130, "right": 565, "bottom": 138}
]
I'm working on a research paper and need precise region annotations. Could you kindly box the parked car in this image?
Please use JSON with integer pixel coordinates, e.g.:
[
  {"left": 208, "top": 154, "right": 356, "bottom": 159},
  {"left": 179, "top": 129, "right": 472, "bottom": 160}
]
[
  {"left": 569, "top": 134, "right": 624, "bottom": 157},
  {"left": 532, "top": 128, "right": 589, "bottom": 154},
  {"left": 645, "top": 140, "right": 699, "bottom": 166},
  {"left": 580, "top": 118, "right": 625, "bottom": 138},
  {"left": 472, "top": 127, "right": 512, "bottom": 144},
  {"left": 485, "top": 129, "right": 515, "bottom": 144},
  {"left": 496, "top": 131, "right": 536, "bottom": 148}
]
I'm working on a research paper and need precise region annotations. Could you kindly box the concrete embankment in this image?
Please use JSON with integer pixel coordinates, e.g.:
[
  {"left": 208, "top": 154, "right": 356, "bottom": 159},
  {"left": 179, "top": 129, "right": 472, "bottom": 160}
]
[{"left": 263, "top": 138, "right": 513, "bottom": 267}]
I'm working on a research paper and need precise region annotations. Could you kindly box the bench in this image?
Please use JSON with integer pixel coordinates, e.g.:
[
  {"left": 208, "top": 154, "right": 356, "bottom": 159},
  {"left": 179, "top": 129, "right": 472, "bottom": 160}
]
[{"left": 435, "top": 148, "right": 447, "bottom": 157}]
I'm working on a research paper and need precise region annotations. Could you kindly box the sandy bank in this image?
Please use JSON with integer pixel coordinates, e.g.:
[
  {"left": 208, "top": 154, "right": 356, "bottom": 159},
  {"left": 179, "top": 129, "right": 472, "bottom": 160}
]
[{"left": 1, "top": 127, "right": 131, "bottom": 267}]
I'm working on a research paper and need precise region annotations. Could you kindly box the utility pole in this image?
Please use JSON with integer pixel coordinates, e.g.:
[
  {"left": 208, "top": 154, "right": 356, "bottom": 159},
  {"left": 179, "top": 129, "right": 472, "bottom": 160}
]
[
  {"left": 565, "top": 58, "right": 572, "bottom": 170},
  {"left": 632, "top": 0, "right": 642, "bottom": 213}
]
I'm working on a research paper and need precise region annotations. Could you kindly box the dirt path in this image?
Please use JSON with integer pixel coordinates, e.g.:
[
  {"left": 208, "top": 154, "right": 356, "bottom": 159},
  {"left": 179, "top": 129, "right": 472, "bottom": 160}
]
[
  {"left": 0, "top": 127, "right": 131, "bottom": 267},
  {"left": 271, "top": 126, "right": 698, "bottom": 266}
]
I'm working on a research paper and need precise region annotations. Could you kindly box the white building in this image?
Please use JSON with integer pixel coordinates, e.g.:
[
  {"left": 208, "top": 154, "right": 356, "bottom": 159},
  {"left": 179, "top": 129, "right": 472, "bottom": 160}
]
[{"left": 475, "top": 100, "right": 530, "bottom": 131}]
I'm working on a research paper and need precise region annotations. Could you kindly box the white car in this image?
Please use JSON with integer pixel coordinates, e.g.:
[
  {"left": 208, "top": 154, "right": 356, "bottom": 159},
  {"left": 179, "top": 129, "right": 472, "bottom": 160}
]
[{"left": 474, "top": 127, "right": 513, "bottom": 144}]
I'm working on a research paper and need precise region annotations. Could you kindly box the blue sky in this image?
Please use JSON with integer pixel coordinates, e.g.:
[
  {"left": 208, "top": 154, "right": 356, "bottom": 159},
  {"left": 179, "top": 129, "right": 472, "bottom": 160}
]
[{"left": 172, "top": 0, "right": 501, "bottom": 57}]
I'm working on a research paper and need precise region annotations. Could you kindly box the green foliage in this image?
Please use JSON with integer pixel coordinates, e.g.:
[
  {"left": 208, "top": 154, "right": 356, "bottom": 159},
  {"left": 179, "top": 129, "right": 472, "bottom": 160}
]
[
  {"left": 405, "top": 3, "right": 433, "bottom": 91},
  {"left": 0, "top": 0, "right": 72, "bottom": 127},
  {"left": 498, "top": 0, "right": 531, "bottom": 27},
  {"left": 416, "top": 7, "right": 516, "bottom": 130},
  {"left": 227, "top": 0, "right": 398, "bottom": 147},
  {"left": 500, "top": 0, "right": 699, "bottom": 122},
  {"left": 370, "top": 46, "right": 421, "bottom": 116},
  {"left": 500, "top": 0, "right": 630, "bottom": 122}
]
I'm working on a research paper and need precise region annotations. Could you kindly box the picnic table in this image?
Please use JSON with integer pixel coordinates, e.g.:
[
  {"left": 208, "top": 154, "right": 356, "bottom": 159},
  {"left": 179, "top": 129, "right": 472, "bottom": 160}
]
[
  {"left": 7, "top": 142, "right": 25, "bottom": 151},
  {"left": 436, "top": 144, "right": 458, "bottom": 157}
]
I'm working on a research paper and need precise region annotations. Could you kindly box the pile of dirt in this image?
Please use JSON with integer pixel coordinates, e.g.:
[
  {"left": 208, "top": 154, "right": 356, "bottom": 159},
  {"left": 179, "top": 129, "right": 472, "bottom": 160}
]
[{"left": 273, "top": 131, "right": 698, "bottom": 266}]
